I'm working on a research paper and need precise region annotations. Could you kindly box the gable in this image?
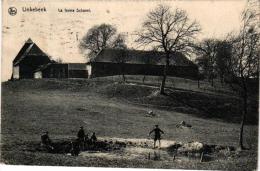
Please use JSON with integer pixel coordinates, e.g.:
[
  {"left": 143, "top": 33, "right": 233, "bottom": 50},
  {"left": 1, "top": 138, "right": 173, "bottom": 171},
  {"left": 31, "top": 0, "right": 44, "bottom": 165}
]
[
  {"left": 13, "top": 43, "right": 32, "bottom": 65},
  {"left": 13, "top": 40, "right": 50, "bottom": 66},
  {"left": 27, "top": 44, "right": 46, "bottom": 56}
]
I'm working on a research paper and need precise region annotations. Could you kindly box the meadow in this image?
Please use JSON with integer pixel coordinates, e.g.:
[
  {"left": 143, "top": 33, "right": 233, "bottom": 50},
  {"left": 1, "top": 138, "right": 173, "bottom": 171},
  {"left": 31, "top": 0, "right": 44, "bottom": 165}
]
[{"left": 1, "top": 76, "right": 258, "bottom": 170}]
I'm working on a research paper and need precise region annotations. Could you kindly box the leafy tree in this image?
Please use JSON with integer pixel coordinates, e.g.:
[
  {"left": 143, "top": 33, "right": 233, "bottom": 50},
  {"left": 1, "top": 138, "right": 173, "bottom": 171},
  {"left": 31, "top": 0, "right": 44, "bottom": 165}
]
[
  {"left": 136, "top": 5, "right": 200, "bottom": 94},
  {"left": 79, "top": 24, "right": 125, "bottom": 58},
  {"left": 113, "top": 34, "right": 127, "bottom": 49},
  {"left": 194, "top": 39, "right": 218, "bottom": 86},
  {"left": 215, "top": 41, "right": 232, "bottom": 84}
]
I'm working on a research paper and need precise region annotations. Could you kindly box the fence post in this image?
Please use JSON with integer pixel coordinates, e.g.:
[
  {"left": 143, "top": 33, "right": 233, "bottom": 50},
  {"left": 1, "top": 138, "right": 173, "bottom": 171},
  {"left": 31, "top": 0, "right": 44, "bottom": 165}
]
[{"left": 200, "top": 152, "right": 204, "bottom": 162}]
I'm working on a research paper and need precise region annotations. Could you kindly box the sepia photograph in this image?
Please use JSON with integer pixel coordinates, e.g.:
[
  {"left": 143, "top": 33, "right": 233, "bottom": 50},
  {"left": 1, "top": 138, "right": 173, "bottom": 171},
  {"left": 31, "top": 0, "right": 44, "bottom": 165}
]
[{"left": 1, "top": 0, "right": 259, "bottom": 170}]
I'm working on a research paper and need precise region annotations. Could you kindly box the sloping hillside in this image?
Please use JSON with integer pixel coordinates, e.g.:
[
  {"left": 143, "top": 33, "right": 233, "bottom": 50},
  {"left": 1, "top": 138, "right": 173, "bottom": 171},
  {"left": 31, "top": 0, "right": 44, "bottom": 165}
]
[
  {"left": 1, "top": 77, "right": 258, "bottom": 169},
  {"left": 3, "top": 76, "right": 258, "bottom": 124}
]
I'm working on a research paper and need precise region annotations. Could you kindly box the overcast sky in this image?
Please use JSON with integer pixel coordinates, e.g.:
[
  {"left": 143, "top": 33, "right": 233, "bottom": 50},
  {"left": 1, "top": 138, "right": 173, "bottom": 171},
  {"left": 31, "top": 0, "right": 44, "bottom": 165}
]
[{"left": 2, "top": 0, "right": 248, "bottom": 81}]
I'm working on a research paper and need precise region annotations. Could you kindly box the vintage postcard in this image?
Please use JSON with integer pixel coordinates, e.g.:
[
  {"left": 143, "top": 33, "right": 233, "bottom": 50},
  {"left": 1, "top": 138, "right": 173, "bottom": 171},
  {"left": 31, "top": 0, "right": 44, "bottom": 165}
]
[{"left": 1, "top": 0, "right": 259, "bottom": 170}]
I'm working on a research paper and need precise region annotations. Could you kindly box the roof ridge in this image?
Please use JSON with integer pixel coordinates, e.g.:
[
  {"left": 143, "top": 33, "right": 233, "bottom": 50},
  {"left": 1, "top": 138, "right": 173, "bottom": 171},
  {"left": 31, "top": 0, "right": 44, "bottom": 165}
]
[{"left": 25, "top": 38, "right": 33, "bottom": 44}]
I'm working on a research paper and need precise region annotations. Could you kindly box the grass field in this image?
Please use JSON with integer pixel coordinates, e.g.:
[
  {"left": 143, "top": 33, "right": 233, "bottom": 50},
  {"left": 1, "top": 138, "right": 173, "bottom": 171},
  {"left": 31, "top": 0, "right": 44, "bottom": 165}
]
[{"left": 1, "top": 76, "right": 258, "bottom": 170}]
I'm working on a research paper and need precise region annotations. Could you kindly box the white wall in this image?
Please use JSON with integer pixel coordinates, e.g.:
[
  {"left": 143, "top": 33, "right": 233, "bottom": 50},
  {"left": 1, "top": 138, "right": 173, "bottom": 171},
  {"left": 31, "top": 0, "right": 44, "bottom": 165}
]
[
  {"left": 34, "top": 71, "right": 42, "bottom": 79},
  {"left": 86, "top": 64, "right": 92, "bottom": 78},
  {"left": 13, "top": 66, "right": 19, "bottom": 79}
]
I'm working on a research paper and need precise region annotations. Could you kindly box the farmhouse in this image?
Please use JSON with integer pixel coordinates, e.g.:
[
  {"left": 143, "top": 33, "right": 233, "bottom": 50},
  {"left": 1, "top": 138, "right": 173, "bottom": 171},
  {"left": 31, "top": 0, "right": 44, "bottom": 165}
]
[
  {"left": 86, "top": 48, "right": 198, "bottom": 79},
  {"left": 12, "top": 39, "right": 88, "bottom": 79},
  {"left": 12, "top": 39, "right": 198, "bottom": 80}
]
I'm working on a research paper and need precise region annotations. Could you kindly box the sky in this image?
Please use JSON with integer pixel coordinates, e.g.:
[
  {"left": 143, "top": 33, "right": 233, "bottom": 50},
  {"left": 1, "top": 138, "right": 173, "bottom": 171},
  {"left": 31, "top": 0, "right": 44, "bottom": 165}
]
[{"left": 2, "top": 0, "right": 248, "bottom": 81}]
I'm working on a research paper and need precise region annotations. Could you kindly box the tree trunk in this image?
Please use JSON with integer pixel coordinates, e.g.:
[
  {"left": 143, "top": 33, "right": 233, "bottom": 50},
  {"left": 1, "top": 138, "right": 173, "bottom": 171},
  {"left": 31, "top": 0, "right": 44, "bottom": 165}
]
[
  {"left": 121, "top": 63, "right": 126, "bottom": 82},
  {"left": 198, "top": 77, "right": 200, "bottom": 88},
  {"left": 143, "top": 75, "right": 146, "bottom": 84},
  {"left": 160, "top": 53, "right": 170, "bottom": 95},
  {"left": 220, "top": 75, "right": 224, "bottom": 85},
  {"left": 239, "top": 93, "right": 247, "bottom": 150},
  {"left": 160, "top": 75, "right": 166, "bottom": 94},
  {"left": 122, "top": 74, "right": 126, "bottom": 82}
]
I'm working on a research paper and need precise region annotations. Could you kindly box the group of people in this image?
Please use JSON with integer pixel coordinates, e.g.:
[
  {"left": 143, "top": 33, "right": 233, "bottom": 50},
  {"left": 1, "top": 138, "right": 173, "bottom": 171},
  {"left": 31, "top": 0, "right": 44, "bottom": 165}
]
[
  {"left": 40, "top": 126, "right": 98, "bottom": 155},
  {"left": 77, "top": 126, "right": 97, "bottom": 150},
  {"left": 41, "top": 124, "right": 165, "bottom": 155}
]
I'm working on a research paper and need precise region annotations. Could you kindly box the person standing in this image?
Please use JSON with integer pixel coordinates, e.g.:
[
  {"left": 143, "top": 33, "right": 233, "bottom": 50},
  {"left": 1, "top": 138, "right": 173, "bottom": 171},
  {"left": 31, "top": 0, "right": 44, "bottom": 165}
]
[
  {"left": 77, "top": 126, "right": 85, "bottom": 150},
  {"left": 90, "top": 132, "right": 97, "bottom": 143},
  {"left": 149, "top": 125, "right": 164, "bottom": 149}
]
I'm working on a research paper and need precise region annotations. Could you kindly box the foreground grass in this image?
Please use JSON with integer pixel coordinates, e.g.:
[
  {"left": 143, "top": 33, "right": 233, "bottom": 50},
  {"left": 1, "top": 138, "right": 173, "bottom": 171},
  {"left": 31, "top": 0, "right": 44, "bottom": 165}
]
[
  {"left": 1, "top": 77, "right": 258, "bottom": 170},
  {"left": 1, "top": 150, "right": 257, "bottom": 170}
]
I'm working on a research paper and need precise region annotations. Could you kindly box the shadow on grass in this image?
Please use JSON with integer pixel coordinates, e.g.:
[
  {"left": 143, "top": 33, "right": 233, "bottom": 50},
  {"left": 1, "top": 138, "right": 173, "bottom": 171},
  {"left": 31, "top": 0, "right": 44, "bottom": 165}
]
[{"left": 163, "top": 89, "right": 258, "bottom": 125}]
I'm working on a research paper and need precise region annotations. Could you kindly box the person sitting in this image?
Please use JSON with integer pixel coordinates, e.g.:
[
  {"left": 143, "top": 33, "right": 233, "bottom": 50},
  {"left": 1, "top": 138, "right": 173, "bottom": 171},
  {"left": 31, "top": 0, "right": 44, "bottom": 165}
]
[
  {"left": 70, "top": 141, "right": 80, "bottom": 156},
  {"left": 41, "top": 131, "right": 54, "bottom": 151}
]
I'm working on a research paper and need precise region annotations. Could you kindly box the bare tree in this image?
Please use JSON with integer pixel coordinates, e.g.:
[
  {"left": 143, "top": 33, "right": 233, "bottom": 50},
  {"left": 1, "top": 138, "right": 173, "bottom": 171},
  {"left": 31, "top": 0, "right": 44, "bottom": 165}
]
[
  {"left": 79, "top": 23, "right": 125, "bottom": 58},
  {"left": 226, "top": 7, "right": 259, "bottom": 149},
  {"left": 136, "top": 5, "right": 200, "bottom": 94}
]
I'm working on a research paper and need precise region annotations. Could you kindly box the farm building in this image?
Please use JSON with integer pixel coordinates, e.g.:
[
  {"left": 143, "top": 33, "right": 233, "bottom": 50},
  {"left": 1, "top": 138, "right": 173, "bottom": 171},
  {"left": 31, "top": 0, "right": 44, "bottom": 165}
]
[
  {"left": 34, "top": 63, "right": 88, "bottom": 79},
  {"left": 86, "top": 49, "right": 198, "bottom": 79},
  {"left": 12, "top": 38, "right": 51, "bottom": 79},
  {"left": 12, "top": 39, "right": 198, "bottom": 80},
  {"left": 12, "top": 39, "right": 88, "bottom": 79}
]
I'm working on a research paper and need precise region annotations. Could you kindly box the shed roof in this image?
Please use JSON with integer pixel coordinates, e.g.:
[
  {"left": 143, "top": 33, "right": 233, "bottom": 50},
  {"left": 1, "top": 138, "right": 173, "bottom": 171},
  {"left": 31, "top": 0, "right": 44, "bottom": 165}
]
[{"left": 89, "top": 48, "right": 195, "bottom": 66}]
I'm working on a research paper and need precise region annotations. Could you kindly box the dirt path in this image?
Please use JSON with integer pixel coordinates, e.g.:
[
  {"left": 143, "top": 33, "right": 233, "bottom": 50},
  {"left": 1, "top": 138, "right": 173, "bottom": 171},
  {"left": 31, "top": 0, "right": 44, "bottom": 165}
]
[{"left": 77, "top": 137, "right": 217, "bottom": 163}]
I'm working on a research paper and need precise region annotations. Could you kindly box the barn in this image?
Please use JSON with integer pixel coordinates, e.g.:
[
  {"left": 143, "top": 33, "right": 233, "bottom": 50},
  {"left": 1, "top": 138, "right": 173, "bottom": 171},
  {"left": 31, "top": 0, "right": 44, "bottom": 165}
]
[
  {"left": 86, "top": 48, "right": 198, "bottom": 79},
  {"left": 12, "top": 39, "right": 88, "bottom": 79},
  {"left": 12, "top": 38, "right": 51, "bottom": 79}
]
